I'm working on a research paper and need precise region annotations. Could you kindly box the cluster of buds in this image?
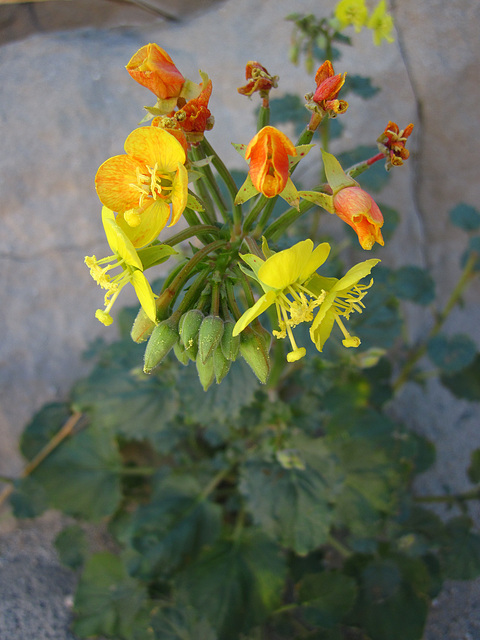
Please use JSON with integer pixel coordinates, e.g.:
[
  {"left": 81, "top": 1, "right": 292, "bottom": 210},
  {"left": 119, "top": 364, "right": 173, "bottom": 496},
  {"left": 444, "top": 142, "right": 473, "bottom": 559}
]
[{"left": 85, "top": 42, "right": 413, "bottom": 387}]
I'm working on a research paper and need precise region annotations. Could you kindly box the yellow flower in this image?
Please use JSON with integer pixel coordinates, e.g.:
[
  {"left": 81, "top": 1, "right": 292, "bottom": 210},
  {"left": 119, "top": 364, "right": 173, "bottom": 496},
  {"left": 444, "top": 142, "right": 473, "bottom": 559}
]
[
  {"left": 334, "top": 0, "right": 368, "bottom": 32},
  {"left": 368, "top": 0, "right": 395, "bottom": 46},
  {"left": 309, "top": 259, "right": 380, "bottom": 351},
  {"left": 233, "top": 239, "right": 331, "bottom": 362},
  {"left": 95, "top": 127, "right": 188, "bottom": 246},
  {"left": 85, "top": 207, "right": 157, "bottom": 326}
]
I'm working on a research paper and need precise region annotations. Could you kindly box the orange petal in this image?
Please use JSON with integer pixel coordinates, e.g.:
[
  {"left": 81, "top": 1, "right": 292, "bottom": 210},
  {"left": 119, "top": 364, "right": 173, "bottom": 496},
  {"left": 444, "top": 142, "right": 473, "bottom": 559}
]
[{"left": 95, "top": 155, "right": 142, "bottom": 213}]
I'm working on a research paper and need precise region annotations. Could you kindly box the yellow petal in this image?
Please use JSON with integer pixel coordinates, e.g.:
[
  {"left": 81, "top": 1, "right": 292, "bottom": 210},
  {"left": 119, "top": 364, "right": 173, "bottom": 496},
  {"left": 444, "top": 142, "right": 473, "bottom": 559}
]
[
  {"left": 310, "top": 307, "right": 336, "bottom": 352},
  {"left": 116, "top": 200, "right": 171, "bottom": 248},
  {"left": 131, "top": 270, "right": 157, "bottom": 323},
  {"left": 259, "top": 240, "right": 314, "bottom": 289},
  {"left": 95, "top": 154, "right": 142, "bottom": 213},
  {"left": 298, "top": 242, "right": 331, "bottom": 282},
  {"left": 125, "top": 127, "right": 185, "bottom": 173},
  {"left": 101, "top": 207, "right": 143, "bottom": 270},
  {"left": 232, "top": 290, "right": 277, "bottom": 336},
  {"left": 332, "top": 258, "right": 380, "bottom": 293},
  {"left": 169, "top": 162, "right": 189, "bottom": 226}
]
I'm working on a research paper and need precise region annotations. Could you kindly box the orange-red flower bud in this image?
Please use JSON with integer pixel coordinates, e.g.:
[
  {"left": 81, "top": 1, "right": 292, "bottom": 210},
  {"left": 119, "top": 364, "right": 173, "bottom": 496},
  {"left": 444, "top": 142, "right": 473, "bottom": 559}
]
[
  {"left": 306, "top": 60, "right": 348, "bottom": 120},
  {"left": 126, "top": 43, "right": 185, "bottom": 100},
  {"left": 377, "top": 121, "right": 414, "bottom": 170},
  {"left": 245, "top": 126, "right": 297, "bottom": 198},
  {"left": 333, "top": 186, "right": 384, "bottom": 250},
  {"left": 238, "top": 61, "right": 278, "bottom": 97}
]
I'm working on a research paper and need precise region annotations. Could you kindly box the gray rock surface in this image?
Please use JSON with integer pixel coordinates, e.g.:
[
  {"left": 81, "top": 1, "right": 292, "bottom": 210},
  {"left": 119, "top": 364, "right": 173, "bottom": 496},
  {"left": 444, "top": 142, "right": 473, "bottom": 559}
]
[{"left": 0, "top": 0, "right": 479, "bottom": 638}]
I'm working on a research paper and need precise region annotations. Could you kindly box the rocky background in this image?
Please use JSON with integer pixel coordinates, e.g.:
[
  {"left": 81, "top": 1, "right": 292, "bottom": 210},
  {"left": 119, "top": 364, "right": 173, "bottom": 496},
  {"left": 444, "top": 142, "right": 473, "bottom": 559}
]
[{"left": 0, "top": 0, "right": 479, "bottom": 638}]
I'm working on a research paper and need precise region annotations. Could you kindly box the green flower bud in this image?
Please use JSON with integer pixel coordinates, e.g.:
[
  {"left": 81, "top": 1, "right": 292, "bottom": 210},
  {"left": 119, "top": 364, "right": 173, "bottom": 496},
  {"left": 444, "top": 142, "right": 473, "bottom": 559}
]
[
  {"left": 143, "top": 316, "right": 179, "bottom": 374},
  {"left": 239, "top": 329, "right": 271, "bottom": 384},
  {"left": 220, "top": 320, "right": 240, "bottom": 361},
  {"left": 173, "top": 341, "right": 190, "bottom": 366},
  {"left": 196, "top": 351, "right": 215, "bottom": 391},
  {"left": 131, "top": 306, "right": 156, "bottom": 343},
  {"left": 179, "top": 309, "right": 204, "bottom": 359},
  {"left": 214, "top": 345, "right": 231, "bottom": 384},
  {"left": 198, "top": 315, "right": 224, "bottom": 365}
]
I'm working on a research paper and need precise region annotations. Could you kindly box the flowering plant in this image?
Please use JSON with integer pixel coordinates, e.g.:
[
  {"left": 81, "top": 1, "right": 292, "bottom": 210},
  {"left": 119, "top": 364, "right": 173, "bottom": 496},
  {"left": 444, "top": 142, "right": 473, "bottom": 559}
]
[{"left": 8, "top": 5, "right": 480, "bottom": 640}]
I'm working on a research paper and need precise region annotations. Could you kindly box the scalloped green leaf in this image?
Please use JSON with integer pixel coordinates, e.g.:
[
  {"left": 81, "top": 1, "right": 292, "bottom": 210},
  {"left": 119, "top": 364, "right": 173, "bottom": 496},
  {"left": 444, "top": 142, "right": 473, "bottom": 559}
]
[
  {"left": 73, "top": 552, "right": 149, "bottom": 639},
  {"left": 20, "top": 402, "right": 72, "bottom": 461},
  {"left": 392, "top": 266, "right": 435, "bottom": 305},
  {"left": 129, "top": 474, "right": 222, "bottom": 579},
  {"left": 298, "top": 571, "right": 357, "bottom": 628},
  {"left": 239, "top": 436, "right": 338, "bottom": 555},
  {"left": 440, "top": 354, "right": 480, "bottom": 401},
  {"left": 55, "top": 525, "right": 89, "bottom": 570},
  {"left": 344, "top": 74, "right": 380, "bottom": 99},
  {"left": 30, "top": 425, "right": 122, "bottom": 521},
  {"left": 9, "top": 476, "right": 48, "bottom": 519},
  {"left": 176, "top": 532, "right": 286, "bottom": 640},
  {"left": 439, "top": 516, "right": 480, "bottom": 580},
  {"left": 449, "top": 203, "right": 480, "bottom": 231},
  {"left": 427, "top": 333, "right": 477, "bottom": 373},
  {"left": 150, "top": 603, "right": 217, "bottom": 640}
]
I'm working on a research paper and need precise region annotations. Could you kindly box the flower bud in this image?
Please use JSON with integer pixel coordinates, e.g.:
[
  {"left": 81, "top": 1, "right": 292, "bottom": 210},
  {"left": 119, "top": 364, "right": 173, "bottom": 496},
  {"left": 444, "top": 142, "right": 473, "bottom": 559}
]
[
  {"left": 131, "top": 306, "right": 156, "bottom": 343},
  {"left": 196, "top": 351, "right": 215, "bottom": 392},
  {"left": 173, "top": 341, "right": 190, "bottom": 366},
  {"left": 220, "top": 320, "right": 241, "bottom": 361},
  {"left": 198, "top": 315, "right": 225, "bottom": 365},
  {"left": 143, "top": 316, "right": 179, "bottom": 374},
  {"left": 333, "top": 186, "right": 384, "bottom": 250},
  {"left": 126, "top": 43, "right": 185, "bottom": 100},
  {"left": 214, "top": 346, "right": 231, "bottom": 384},
  {"left": 239, "top": 329, "right": 271, "bottom": 384},
  {"left": 179, "top": 309, "right": 204, "bottom": 360}
]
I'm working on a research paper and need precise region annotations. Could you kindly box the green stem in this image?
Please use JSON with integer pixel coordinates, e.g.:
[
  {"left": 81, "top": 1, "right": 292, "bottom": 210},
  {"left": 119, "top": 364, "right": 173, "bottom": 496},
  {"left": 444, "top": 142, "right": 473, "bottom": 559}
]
[
  {"left": 263, "top": 198, "right": 317, "bottom": 241},
  {"left": 191, "top": 145, "right": 230, "bottom": 223},
  {"left": 188, "top": 148, "right": 217, "bottom": 225},
  {"left": 243, "top": 194, "right": 269, "bottom": 234},
  {"left": 163, "top": 224, "right": 221, "bottom": 247},
  {"left": 201, "top": 138, "right": 243, "bottom": 230},
  {"left": 199, "top": 467, "right": 230, "bottom": 501},
  {"left": 156, "top": 240, "right": 226, "bottom": 315},
  {"left": 253, "top": 198, "right": 278, "bottom": 238},
  {"left": 347, "top": 152, "right": 385, "bottom": 180},
  {"left": 414, "top": 487, "right": 480, "bottom": 504},
  {"left": 393, "top": 251, "right": 477, "bottom": 392},
  {"left": 118, "top": 466, "right": 156, "bottom": 476},
  {"left": 327, "top": 535, "right": 352, "bottom": 558},
  {"left": 257, "top": 104, "right": 270, "bottom": 130}
]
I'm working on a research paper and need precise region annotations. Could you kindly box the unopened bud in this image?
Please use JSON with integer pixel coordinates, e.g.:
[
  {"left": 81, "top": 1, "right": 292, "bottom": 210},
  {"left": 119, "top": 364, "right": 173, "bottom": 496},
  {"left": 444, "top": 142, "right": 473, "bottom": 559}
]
[
  {"left": 143, "top": 316, "right": 179, "bottom": 374},
  {"left": 239, "top": 329, "right": 271, "bottom": 384},
  {"left": 131, "top": 307, "right": 156, "bottom": 343},
  {"left": 220, "top": 321, "right": 241, "bottom": 361},
  {"left": 196, "top": 351, "right": 215, "bottom": 391},
  {"left": 173, "top": 341, "right": 190, "bottom": 366},
  {"left": 214, "top": 345, "right": 231, "bottom": 384},
  {"left": 179, "top": 309, "right": 204, "bottom": 360},
  {"left": 198, "top": 315, "right": 224, "bottom": 365}
]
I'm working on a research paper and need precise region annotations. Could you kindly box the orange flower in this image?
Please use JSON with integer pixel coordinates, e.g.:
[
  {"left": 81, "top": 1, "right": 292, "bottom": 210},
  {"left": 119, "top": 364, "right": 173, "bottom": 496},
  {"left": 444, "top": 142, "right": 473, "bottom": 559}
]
[
  {"left": 126, "top": 43, "right": 185, "bottom": 100},
  {"left": 306, "top": 61, "right": 348, "bottom": 118},
  {"left": 95, "top": 127, "right": 188, "bottom": 247},
  {"left": 245, "top": 126, "right": 297, "bottom": 198},
  {"left": 237, "top": 61, "right": 278, "bottom": 97},
  {"left": 377, "top": 121, "right": 414, "bottom": 169},
  {"left": 333, "top": 186, "right": 384, "bottom": 250},
  {"left": 174, "top": 76, "right": 214, "bottom": 142}
]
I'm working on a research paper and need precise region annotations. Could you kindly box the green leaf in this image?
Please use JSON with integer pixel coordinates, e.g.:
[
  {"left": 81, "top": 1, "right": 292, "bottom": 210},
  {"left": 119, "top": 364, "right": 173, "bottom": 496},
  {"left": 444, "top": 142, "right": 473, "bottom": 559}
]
[
  {"left": 72, "top": 365, "right": 179, "bottom": 443},
  {"left": 129, "top": 474, "right": 222, "bottom": 579},
  {"left": 239, "top": 436, "right": 338, "bottom": 555},
  {"left": 440, "top": 354, "right": 480, "bottom": 401},
  {"left": 468, "top": 448, "right": 480, "bottom": 484},
  {"left": 73, "top": 552, "right": 149, "bottom": 639},
  {"left": 298, "top": 571, "right": 357, "bottom": 628},
  {"left": 176, "top": 532, "right": 286, "bottom": 640},
  {"left": 178, "top": 359, "right": 260, "bottom": 424},
  {"left": 55, "top": 525, "right": 89, "bottom": 570},
  {"left": 427, "top": 333, "right": 477, "bottom": 373},
  {"left": 344, "top": 74, "right": 380, "bottom": 99},
  {"left": 337, "top": 145, "right": 390, "bottom": 192},
  {"left": 392, "top": 266, "right": 435, "bottom": 305},
  {"left": 9, "top": 476, "right": 48, "bottom": 519},
  {"left": 150, "top": 602, "right": 217, "bottom": 640},
  {"left": 20, "top": 402, "right": 71, "bottom": 460},
  {"left": 137, "top": 244, "right": 178, "bottom": 271},
  {"left": 449, "top": 202, "right": 480, "bottom": 231},
  {"left": 461, "top": 235, "right": 480, "bottom": 271},
  {"left": 439, "top": 516, "right": 480, "bottom": 580},
  {"left": 31, "top": 425, "right": 122, "bottom": 521},
  {"left": 349, "top": 556, "right": 430, "bottom": 640}
]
